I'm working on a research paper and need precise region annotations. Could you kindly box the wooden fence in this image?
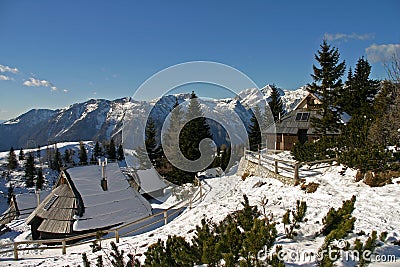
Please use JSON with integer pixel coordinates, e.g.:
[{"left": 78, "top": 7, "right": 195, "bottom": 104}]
[
  {"left": 244, "top": 149, "right": 338, "bottom": 181},
  {"left": 0, "top": 178, "right": 204, "bottom": 260}
]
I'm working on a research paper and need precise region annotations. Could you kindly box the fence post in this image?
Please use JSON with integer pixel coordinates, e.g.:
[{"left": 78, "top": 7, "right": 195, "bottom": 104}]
[
  {"left": 189, "top": 197, "right": 192, "bottom": 209},
  {"left": 164, "top": 210, "right": 168, "bottom": 225},
  {"left": 13, "top": 242, "right": 18, "bottom": 260},
  {"left": 62, "top": 240, "right": 66, "bottom": 255},
  {"left": 274, "top": 160, "right": 279, "bottom": 174},
  {"left": 258, "top": 149, "right": 261, "bottom": 166},
  {"left": 115, "top": 230, "right": 119, "bottom": 243},
  {"left": 294, "top": 163, "right": 300, "bottom": 180}
]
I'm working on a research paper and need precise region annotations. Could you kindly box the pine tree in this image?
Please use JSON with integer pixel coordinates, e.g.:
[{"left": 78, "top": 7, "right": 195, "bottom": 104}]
[
  {"left": 7, "top": 184, "right": 14, "bottom": 205},
  {"left": 108, "top": 138, "right": 116, "bottom": 160},
  {"left": 79, "top": 141, "right": 88, "bottom": 165},
  {"left": 94, "top": 141, "right": 101, "bottom": 158},
  {"left": 117, "top": 144, "right": 124, "bottom": 161},
  {"left": 221, "top": 144, "right": 231, "bottom": 171},
  {"left": 25, "top": 153, "right": 36, "bottom": 187},
  {"left": 7, "top": 147, "right": 18, "bottom": 170},
  {"left": 145, "top": 117, "right": 159, "bottom": 164},
  {"left": 36, "top": 167, "right": 44, "bottom": 190},
  {"left": 63, "top": 149, "right": 71, "bottom": 164},
  {"left": 248, "top": 106, "right": 262, "bottom": 151},
  {"left": 308, "top": 40, "right": 346, "bottom": 135},
  {"left": 162, "top": 97, "right": 188, "bottom": 184},
  {"left": 52, "top": 148, "right": 62, "bottom": 171},
  {"left": 341, "top": 57, "right": 379, "bottom": 117},
  {"left": 18, "top": 148, "right": 25, "bottom": 161},
  {"left": 180, "top": 92, "right": 212, "bottom": 160},
  {"left": 268, "top": 84, "right": 284, "bottom": 122},
  {"left": 165, "top": 97, "right": 184, "bottom": 146},
  {"left": 179, "top": 91, "right": 213, "bottom": 182}
]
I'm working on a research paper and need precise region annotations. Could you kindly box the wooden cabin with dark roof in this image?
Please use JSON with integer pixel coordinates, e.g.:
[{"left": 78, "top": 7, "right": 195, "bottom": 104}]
[
  {"left": 269, "top": 93, "right": 343, "bottom": 151},
  {"left": 26, "top": 161, "right": 152, "bottom": 240}
]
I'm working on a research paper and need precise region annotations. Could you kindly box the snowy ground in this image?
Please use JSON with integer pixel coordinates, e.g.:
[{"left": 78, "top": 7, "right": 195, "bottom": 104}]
[{"left": 0, "top": 152, "right": 399, "bottom": 266}]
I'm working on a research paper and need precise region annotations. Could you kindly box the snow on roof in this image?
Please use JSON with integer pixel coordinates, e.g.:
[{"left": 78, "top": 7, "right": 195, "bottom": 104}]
[
  {"left": 65, "top": 162, "right": 152, "bottom": 232},
  {"left": 124, "top": 152, "right": 168, "bottom": 195},
  {"left": 15, "top": 191, "right": 50, "bottom": 219},
  {"left": 136, "top": 168, "right": 168, "bottom": 195}
]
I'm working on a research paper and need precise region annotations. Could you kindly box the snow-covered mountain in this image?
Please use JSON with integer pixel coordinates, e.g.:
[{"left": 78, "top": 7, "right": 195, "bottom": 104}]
[{"left": 0, "top": 86, "right": 308, "bottom": 151}]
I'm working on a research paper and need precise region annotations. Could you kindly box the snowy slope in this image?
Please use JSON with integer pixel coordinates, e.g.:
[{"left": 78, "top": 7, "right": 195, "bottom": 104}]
[{"left": 1, "top": 154, "right": 399, "bottom": 266}]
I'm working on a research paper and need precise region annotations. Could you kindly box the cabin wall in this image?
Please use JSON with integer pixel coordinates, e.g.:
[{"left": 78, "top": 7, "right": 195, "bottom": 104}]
[
  {"left": 30, "top": 217, "right": 43, "bottom": 240},
  {"left": 271, "top": 134, "right": 320, "bottom": 151}
]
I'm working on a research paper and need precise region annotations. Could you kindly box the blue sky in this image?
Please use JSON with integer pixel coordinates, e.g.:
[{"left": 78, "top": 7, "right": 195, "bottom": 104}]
[{"left": 0, "top": 0, "right": 399, "bottom": 120}]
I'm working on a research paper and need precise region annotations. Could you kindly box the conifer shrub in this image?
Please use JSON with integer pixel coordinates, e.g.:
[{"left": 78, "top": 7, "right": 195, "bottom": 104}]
[
  {"left": 317, "top": 196, "right": 357, "bottom": 266},
  {"left": 353, "top": 231, "right": 378, "bottom": 267},
  {"left": 144, "top": 194, "right": 282, "bottom": 267},
  {"left": 282, "top": 200, "right": 307, "bottom": 238},
  {"left": 292, "top": 137, "right": 337, "bottom": 163}
]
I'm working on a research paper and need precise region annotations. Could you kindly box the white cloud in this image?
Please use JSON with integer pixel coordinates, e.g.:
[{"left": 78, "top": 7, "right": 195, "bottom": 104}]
[
  {"left": 23, "top": 77, "right": 68, "bottom": 93},
  {"left": 23, "top": 77, "right": 54, "bottom": 88},
  {"left": 0, "top": 64, "right": 19, "bottom": 74},
  {"left": 324, "top": 32, "right": 375, "bottom": 42},
  {"left": 0, "top": 75, "right": 13, "bottom": 81},
  {"left": 366, "top": 43, "right": 400, "bottom": 63}
]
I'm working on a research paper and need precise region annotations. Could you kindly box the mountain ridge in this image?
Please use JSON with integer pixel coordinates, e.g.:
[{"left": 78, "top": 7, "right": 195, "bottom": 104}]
[{"left": 0, "top": 86, "right": 309, "bottom": 151}]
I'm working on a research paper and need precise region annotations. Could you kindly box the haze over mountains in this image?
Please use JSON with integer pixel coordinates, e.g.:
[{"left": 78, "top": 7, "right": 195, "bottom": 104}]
[{"left": 0, "top": 85, "right": 309, "bottom": 152}]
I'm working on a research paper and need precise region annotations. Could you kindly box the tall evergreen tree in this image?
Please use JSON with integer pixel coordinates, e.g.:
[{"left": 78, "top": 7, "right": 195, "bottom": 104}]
[
  {"left": 162, "top": 97, "right": 188, "bottom": 184},
  {"left": 220, "top": 144, "right": 231, "bottom": 171},
  {"left": 52, "top": 148, "right": 62, "bottom": 171},
  {"left": 117, "top": 144, "right": 125, "bottom": 161},
  {"left": 36, "top": 167, "right": 44, "bottom": 190},
  {"left": 268, "top": 84, "right": 284, "bottom": 122},
  {"left": 145, "top": 117, "right": 159, "bottom": 163},
  {"left": 7, "top": 184, "right": 14, "bottom": 205},
  {"left": 341, "top": 57, "right": 379, "bottom": 117},
  {"left": 18, "top": 148, "right": 25, "bottom": 161},
  {"left": 79, "top": 141, "right": 88, "bottom": 165},
  {"left": 164, "top": 97, "right": 184, "bottom": 148},
  {"left": 7, "top": 147, "right": 18, "bottom": 170},
  {"left": 180, "top": 92, "right": 212, "bottom": 161},
  {"left": 63, "top": 149, "right": 71, "bottom": 164},
  {"left": 25, "top": 153, "right": 36, "bottom": 187},
  {"left": 179, "top": 92, "right": 212, "bottom": 182},
  {"left": 108, "top": 138, "right": 117, "bottom": 160},
  {"left": 308, "top": 40, "right": 346, "bottom": 135},
  {"left": 248, "top": 106, "right": 262, "bottom": 151},
  {"left": 94, "top": 141, "right": 101, "bottom": 158}
]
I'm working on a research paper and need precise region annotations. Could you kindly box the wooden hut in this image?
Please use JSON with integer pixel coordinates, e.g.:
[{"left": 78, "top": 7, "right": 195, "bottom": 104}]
[
  {"left": 269, "top": 93, "right": 343, "bottom": 151},
  {"left": 26, "top": 161, "right": 152, "bottom": 240}
]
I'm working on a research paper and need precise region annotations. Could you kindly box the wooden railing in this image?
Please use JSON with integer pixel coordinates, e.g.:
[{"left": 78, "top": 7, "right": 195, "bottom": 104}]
[
  {"left": 0, "top": 179, "right": 204, "bottom": 260},
  {"left": 244, "top": 149, "right": 338, "bottom": 181}
]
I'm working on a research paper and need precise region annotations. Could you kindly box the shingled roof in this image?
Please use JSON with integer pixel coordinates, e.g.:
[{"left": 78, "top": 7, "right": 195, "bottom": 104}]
[
  {"left": 275, "top": 109, "right": 319, "bottom": 135},
  {"left": 26, "top": 162, "right": 152, "bottom": 236},
  {"left": 26, "top": 183, "right": 78, "bottom": 234}
]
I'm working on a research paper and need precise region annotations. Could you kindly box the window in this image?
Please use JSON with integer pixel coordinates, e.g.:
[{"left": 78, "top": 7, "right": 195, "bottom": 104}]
[
  {"left": 295, "top": 112, "right": 310, "bottom": 122},
  {"left": 43, "top": 194, "right": 59, "bottom": 211}
]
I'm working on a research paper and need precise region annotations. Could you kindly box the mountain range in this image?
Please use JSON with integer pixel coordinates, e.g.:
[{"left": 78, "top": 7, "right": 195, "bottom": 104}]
[{"left": 0, "top": 85, "right": 309, "bottom": 152}]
